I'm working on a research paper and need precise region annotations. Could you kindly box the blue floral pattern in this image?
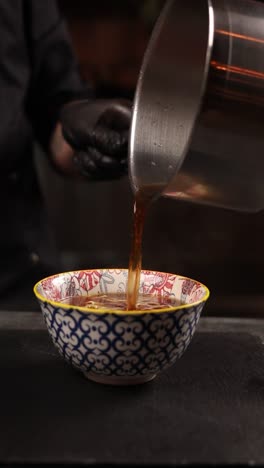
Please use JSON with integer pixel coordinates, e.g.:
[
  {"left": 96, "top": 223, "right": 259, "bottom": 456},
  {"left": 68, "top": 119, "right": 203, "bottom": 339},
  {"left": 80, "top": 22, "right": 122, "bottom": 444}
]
[{"left": 39, "top": 301, "right": 204, "bottom": 378}]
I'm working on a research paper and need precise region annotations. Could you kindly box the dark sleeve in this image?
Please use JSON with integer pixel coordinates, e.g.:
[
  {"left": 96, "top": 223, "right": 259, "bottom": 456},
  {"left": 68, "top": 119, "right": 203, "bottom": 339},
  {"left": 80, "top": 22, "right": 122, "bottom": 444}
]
[{"left": 25, "top": 0, "right": 93, "bottom": 150}]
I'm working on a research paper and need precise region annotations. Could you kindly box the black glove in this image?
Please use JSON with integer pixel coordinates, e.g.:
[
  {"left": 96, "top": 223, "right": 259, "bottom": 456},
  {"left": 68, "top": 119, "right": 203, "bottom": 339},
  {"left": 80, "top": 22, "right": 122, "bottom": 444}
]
[{"left": 60, "top": 99, "right": 132, "bottom": 180}]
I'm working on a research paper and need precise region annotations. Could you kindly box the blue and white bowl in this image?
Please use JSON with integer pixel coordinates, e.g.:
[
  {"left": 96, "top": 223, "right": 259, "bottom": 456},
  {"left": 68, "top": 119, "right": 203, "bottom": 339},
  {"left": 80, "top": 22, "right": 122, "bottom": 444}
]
[{"left": 34, "top": 269, "right": 209, "bottom": 385}]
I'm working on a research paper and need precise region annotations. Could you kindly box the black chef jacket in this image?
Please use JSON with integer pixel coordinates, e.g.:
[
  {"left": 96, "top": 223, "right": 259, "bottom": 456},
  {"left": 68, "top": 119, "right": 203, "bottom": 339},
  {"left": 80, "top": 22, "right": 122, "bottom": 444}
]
[{"left": 0, "top": 0, "right": 89, "bottom": 294}]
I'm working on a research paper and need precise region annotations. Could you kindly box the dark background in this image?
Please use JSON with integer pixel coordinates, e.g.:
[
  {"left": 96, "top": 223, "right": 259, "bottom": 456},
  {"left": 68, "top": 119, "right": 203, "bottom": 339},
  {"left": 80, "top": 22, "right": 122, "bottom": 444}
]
[{"left": 36, "top": 0, "right": 264, "bottom": 318}]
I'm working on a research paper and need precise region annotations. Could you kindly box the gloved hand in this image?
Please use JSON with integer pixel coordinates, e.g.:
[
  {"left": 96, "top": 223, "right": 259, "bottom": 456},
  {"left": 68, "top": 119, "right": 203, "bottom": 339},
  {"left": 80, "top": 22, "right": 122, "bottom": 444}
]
[{"left": 60, "top": 99, "right": 132, "bottom": 180}]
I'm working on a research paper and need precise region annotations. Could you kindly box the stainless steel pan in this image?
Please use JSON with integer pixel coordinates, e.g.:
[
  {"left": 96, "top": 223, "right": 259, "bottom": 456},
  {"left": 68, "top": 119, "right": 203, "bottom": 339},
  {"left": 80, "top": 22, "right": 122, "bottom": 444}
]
[{"left": 129, "top": 0, "right": 264, "bottom": 211}]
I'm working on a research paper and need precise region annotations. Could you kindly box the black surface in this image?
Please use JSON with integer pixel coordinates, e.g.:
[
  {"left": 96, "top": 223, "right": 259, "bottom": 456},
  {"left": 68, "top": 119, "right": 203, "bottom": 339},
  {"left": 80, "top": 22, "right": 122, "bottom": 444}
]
[
  {"left": 0, "top": 329, "right": 264, "bottom": 466},
  {"left": 0, "top": 265, "right": 57, "bottom": 312}
]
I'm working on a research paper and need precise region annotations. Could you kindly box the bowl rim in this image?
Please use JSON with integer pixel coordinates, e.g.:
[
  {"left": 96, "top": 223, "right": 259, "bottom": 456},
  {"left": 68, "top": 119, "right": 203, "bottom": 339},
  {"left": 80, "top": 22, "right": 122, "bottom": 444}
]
[{"left": 33, "top": 268, "right": 210, "bottom": 316}]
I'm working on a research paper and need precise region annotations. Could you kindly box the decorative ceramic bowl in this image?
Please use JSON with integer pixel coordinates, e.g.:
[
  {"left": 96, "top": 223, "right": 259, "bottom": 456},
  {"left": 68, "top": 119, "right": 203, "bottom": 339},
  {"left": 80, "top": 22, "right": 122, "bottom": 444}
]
[{"left": 34, "top": 269, "right": 209, "bottom": 385}]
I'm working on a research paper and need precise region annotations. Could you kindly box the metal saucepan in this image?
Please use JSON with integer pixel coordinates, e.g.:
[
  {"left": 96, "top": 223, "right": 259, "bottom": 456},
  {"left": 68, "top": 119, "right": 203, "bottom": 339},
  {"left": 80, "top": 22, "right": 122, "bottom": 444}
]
[{"left": 129, "top": 0, "right": 264, "bottom": 211}]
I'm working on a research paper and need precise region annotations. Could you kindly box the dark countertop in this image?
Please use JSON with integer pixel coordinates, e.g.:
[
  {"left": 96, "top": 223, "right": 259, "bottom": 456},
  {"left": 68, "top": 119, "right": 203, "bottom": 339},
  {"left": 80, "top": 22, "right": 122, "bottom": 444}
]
[{"left": 0, "top": 312, "right": 264, "bottom": 467}]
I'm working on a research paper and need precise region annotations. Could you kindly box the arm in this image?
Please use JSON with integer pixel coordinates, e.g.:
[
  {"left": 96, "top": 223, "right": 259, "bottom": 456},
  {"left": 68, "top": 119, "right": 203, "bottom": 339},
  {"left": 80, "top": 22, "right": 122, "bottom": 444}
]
[
  {"left": 49, "top": 123, "right": 76, "bottom": 175},
  {"left": 26, "top": 0, "right": 131, "bottom": 179},
  {"left": 25, "top": 0, "right": 91, "bottom": 171}
]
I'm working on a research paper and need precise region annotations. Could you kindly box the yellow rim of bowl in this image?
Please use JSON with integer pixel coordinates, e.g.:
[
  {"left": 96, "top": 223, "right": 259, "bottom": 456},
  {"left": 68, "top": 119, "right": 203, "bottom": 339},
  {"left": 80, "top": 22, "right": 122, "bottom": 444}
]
[{"left": 33, "top": 268, "right": 210, "bottom": 316}]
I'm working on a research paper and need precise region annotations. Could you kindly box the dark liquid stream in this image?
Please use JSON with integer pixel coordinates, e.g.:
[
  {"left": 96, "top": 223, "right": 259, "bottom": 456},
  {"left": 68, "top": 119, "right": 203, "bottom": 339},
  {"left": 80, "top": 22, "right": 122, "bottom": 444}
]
[
  {"left": 61, "top": 194, "right": 170, "bottom": 311},
  {"left": 126, "top": 196, "right": 147, "bottom": 310}
]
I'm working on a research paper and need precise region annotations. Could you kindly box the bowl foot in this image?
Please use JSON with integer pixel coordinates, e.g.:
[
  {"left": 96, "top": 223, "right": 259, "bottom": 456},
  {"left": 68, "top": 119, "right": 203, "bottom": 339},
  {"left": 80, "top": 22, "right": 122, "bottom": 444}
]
[{"left": 82, "top": 371, "right": 157, "bottom": 386}]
